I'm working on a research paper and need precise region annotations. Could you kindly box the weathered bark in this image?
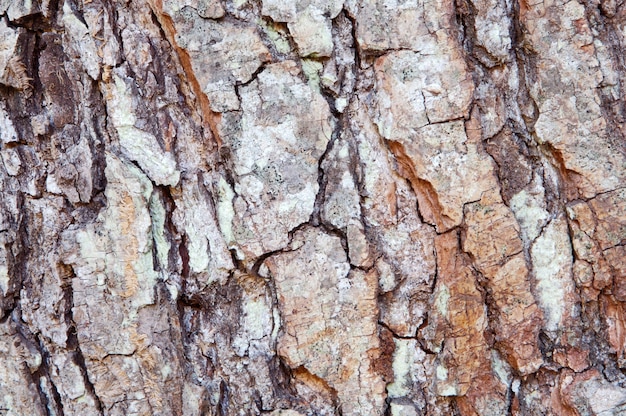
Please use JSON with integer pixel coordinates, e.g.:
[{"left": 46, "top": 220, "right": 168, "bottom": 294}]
[{"left": 1, "top": 0, "right": 626, "bottom": 414}]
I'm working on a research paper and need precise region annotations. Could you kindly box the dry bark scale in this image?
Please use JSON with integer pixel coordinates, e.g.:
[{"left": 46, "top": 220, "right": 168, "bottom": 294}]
[{"left": 1, "top": 0, "right": 626, "bottom": 414}]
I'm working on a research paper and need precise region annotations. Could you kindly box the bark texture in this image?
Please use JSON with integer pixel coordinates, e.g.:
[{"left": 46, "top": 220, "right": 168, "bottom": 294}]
[{"left": 1, "top": 0, "right": 626, "bottom": 415}]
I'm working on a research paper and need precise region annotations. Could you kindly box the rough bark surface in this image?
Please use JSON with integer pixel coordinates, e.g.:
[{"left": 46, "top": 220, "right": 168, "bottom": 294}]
[{"left": 1, "top": 0, "right": 626, "bottom": 415}]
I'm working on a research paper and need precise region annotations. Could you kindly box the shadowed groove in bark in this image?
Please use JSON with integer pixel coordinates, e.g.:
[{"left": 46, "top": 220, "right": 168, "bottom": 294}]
[
  {"left": 385, "top": 139, "right": 454, "bottom": 232},
  {"left": 148, "top": 2, "right": 222, "bottom": 148},
  {"left": 61, "top": 263, "right": 104, "bottom": 415}
]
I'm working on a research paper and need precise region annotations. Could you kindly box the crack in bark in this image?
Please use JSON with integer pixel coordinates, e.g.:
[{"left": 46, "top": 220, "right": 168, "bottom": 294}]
[
  {"left": 148, "top": 3, "right": 223, "bottom": 148},
  {"left": 3, "top": 0, "right": 626, "bottom": 414},
  {"left": 13, "top": 313, "right": 64, "bottom": 416},
  {"left": 385, "top": 139, "right": 454, "bottom": 232},
  {"left": 61, "top": 263, "right": 104, "bottom": 415}
]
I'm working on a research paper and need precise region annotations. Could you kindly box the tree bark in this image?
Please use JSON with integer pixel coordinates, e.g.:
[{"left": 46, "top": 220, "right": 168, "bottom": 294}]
[{"left": 1, "top": 0, "right": 626, "bottom": 415}]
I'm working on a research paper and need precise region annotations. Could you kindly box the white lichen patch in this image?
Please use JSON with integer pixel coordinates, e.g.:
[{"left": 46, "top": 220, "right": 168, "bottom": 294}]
[
  {"left": 261, "top": 0, "right": 343, "bottom": 57},
  {"left": 62, "top": 153, "right": 160, "bottom": 360},
  {"left": 62, "top": 1, "right": 100, "bottom": 80},
  {"left": 471, "top": 0, "right": 512, "bottom": 62},
  {"left": 374, "top": 51, "right": 474, "bottom": 128},
  {"left": 0, "top": 103, "right": 18, "bottom": 144},
  {"left": 0, "top": 262, "right": 7, "bottom": 296},
  {"left": 491, "top": 349, "right": 512, "bottom": 387},
  {"left": 386, "top": 338, "right": 426, "bottom": 399},
  {"left": 172, "top": 176, "right": 233, "bottom": 287},
  {"left": 216, "top": 176, "right": 236, "bottom": 246},
  {"left": 107, "top": 74, "right": 180, "bottom": 186},
  {"left": 509, "top": 181, "right": 550, "bottom": 244},
  {"left": 225, "top": 61, "right": 333, "bottom": 259},
  {"left": 171, "top": 9, "right": 270, "bottom": 112},
  {"left": 531, "top": 217, "right": 575, "bottom": 333}
]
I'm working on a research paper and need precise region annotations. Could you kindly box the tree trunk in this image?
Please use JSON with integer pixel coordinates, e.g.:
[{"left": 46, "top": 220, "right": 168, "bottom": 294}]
[{"left": 1, "top": 0, "right": 626, "bottom": 414}]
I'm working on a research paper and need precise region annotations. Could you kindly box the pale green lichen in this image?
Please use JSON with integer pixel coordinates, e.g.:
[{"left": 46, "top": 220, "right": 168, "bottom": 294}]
[
  {"left": 257, "top": 18, "right": 291, "bottom": 54},
  {"left": 435, "top": 363, "right": 458, "bottom": 396},
  {"left": 435, "top": 284, "right": 450, "bottom": 316},
  {"left": 301, "top": 59, "right": 323, "bottom": 92},
  {"left": 436, "top": 364, "right": 448, "bottom": 381},
  {"left": 186, "top": 230, "right": 209, "bottom": 274},
  {"left": 386, "top": 338, "right": 413, "bottom": 398}
]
